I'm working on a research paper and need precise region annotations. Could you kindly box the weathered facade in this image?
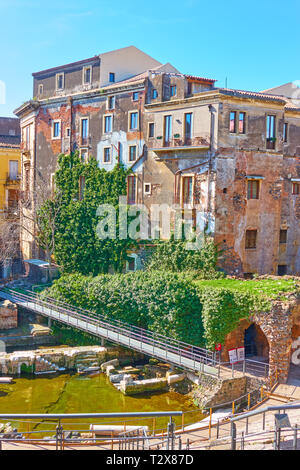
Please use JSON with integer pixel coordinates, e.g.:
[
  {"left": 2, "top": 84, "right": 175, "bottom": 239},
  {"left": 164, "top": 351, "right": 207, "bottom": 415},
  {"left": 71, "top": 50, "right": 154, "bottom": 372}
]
[{"left": 15, "top": 46, "right": 300, "bottom": 276}]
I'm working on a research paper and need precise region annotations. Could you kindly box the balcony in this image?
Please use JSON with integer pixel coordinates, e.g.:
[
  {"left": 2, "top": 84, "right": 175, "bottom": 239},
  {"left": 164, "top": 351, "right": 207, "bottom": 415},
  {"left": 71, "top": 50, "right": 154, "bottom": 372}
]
[
  {"left": 266, "top": 138, "right": 276, "bottom": 150},
  {"left": 149, "top": 135, "right": 210, "bottom": 159},
  {"left": 5, "top": 172, "right": 21, "bottom": 185}
]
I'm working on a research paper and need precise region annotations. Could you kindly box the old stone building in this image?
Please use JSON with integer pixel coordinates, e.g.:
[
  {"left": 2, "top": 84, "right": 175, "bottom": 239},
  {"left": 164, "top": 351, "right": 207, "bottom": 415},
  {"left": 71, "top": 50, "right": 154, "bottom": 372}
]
[{"left": 15, "top": 46, "right": 300, "bottom": 276}]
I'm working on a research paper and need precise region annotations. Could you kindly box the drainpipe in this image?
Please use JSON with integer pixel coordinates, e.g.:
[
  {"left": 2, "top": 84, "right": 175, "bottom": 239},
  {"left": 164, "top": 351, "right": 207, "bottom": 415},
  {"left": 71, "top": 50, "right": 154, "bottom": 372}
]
[
  {"left": 68, "top": 97, "right": 73, "bottom": 153},
  {"left": 207, "top": 105, "right": 215, "bottom": 216}
]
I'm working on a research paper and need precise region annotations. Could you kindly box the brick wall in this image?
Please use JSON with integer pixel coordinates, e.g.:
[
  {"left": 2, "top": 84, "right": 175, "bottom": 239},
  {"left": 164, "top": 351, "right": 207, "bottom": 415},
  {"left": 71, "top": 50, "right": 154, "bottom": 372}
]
[{"left": 0, "top": 300, "right": 18, "bottom": 330}]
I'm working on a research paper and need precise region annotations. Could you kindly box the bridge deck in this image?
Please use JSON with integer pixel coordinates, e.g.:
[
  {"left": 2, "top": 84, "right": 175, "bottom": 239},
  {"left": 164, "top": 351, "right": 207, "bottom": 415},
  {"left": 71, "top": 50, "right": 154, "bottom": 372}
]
[{"left": 0, "top": 289, "right": 219, "bottom": 376}]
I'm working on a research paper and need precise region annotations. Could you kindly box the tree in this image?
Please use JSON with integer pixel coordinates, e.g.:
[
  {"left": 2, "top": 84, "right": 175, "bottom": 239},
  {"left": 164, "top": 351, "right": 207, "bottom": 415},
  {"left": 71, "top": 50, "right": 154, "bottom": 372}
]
[{"left": 19, "top": 163, "right": 63, "bottom": 265}]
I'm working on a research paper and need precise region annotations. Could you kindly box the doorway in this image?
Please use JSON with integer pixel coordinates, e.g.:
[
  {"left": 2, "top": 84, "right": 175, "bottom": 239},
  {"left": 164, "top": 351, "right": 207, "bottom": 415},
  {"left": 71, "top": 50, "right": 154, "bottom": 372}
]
[{"left": 244, "top": 323, "right": 269, "bottom": 360}]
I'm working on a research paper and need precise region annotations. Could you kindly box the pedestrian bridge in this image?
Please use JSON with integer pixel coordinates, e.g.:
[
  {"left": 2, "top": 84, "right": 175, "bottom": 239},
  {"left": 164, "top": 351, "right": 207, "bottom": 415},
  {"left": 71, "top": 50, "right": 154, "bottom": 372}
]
[
  {"left": 0, "top": 288, "right": 220, "bottom": 376},
  {"left": 0, "top": 288, "right": 269, "bottom": 380}
]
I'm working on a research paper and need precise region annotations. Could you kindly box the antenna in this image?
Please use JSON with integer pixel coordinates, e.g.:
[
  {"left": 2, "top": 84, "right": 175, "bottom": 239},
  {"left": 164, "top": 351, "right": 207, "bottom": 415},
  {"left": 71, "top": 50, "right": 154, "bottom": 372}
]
[{"left": 225, "top": 77, "right": 228, "bottom": 88}]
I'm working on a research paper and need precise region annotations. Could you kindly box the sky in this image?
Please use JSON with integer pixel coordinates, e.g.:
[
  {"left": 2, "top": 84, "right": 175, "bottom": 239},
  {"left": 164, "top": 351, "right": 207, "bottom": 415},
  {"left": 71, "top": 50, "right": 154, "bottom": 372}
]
[{"left": 0, "top": 0, "right": 299, "bottom": 117}]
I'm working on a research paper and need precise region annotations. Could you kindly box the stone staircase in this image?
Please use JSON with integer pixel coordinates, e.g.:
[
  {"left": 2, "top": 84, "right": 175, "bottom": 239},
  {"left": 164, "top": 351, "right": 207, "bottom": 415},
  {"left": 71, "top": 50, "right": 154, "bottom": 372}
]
[
  {"left": 75, "top": 351, "right": 101, "bottom": 373},
  {"left": 34, "top": 356, "right": 65, "bottom": 375}
]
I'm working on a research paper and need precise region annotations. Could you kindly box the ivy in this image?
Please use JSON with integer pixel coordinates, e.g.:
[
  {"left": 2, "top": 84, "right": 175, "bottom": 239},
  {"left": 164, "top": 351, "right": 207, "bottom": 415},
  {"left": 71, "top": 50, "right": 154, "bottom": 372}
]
[
  {"left": 43, "top": 271, "right": 205, "bottom": 346},
  {"left": 146, "top": 236, "right": 224, "bottom": 279},
  {"left": 40, "top": 153, "right": 137, "bottom": 275},
  {"left": 41, "top": 272, "right": 297, "bottom": 350}
]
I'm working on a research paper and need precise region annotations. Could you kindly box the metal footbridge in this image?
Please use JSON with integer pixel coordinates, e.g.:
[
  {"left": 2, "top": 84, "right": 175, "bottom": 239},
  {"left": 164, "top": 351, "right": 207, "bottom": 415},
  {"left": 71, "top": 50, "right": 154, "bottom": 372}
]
[{"left": 0, "top": 288, "right": 220, "bottom": 376}]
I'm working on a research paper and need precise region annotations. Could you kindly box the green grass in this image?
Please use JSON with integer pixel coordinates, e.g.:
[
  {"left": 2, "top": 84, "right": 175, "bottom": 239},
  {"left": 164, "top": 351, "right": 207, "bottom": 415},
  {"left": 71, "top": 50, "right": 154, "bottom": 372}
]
[{"left": 193, "top": 277, "right": 300, "bottom": 300}]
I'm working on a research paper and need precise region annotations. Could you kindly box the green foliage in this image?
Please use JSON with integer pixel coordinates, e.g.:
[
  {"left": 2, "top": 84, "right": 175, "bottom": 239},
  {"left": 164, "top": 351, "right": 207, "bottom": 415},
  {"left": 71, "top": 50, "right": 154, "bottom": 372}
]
[
  {"left": 146, "top": 236, "right": 224, "bottom": 279},
  {"left": 43, "top": 271, "right": 205, "bottom": 346},
  {"left": 51, "top": 322, "right": 100, "bottom": 347},
  {"left": 43, "top": 273, "right": 300, "bottom": 350},
  {"left": 40, "top": 152, "right": 137, "bottom": 275}
]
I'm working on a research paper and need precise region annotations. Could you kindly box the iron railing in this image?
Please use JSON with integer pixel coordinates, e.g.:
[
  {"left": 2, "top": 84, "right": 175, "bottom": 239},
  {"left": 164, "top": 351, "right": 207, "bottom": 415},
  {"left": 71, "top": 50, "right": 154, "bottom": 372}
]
[
  {"left": 0, "top": 288, "right": 219, "bottom": 376},
  {"left": 0, "top": 287, "right": 271, "bottom": 382}
]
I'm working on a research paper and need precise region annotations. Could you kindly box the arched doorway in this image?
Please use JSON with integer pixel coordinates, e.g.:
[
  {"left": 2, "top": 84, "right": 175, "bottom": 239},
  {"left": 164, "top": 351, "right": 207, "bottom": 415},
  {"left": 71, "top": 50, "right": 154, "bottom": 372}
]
[{"left": 244, "top": 323, "right": 269, "bottom": 360}]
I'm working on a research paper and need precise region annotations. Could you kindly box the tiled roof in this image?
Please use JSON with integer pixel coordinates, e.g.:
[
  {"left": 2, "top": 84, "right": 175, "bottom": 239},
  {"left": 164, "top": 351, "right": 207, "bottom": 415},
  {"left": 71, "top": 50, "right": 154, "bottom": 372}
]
[
  {"left": 218, "top": 87, "right": 287, "bottom": 103},
  {"left": 185, "top": 74, "right": 216, "bottom": 83},
  {"left": 0, "top": 142, "right": 20, "bottom": 149}
]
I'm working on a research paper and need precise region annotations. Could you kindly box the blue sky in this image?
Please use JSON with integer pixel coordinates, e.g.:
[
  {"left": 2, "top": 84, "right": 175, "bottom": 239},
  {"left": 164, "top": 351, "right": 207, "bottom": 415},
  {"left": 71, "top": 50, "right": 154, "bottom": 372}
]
[{"left": 0, "top": 0, "right": 299, "bottom": 117}]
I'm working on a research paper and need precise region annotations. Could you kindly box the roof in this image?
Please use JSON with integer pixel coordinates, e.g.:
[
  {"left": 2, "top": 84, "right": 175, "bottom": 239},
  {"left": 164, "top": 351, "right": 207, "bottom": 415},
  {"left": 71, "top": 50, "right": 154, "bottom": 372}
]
[
  {"left": 261, "top": 82, "right": 300, "bottom": 100},
  {"left": 185, "top": 74, "right": 216, "bottom": 83},
  {"left": 101, "top": 63, "right": 180, "bottom": 90},
  {"left": 218, "top": 87, "right": 287, "bottom": 104},
  {"left": 0, "top": 139, "right": 20, "bottom": 148}
]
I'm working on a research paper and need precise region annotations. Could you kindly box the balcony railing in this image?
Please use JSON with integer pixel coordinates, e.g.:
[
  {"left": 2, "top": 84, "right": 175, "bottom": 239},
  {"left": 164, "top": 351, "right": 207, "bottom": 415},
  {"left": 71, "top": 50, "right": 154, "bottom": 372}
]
[
  {"left": 151, "top": 136, "right": 210, "bottom": 151},
  {"left": 5, "top": 172, "right": 21, "bottom": 184}
]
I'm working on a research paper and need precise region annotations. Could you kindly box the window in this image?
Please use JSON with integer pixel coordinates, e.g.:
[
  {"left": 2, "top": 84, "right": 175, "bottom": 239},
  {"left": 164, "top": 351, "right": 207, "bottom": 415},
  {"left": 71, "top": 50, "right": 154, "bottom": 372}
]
[
  {"left": 278, "top": 265, "right": 287, "bottom": 276},
  {"left": 104, "top": 115, "right": 112, "bottom": 133},
  {"left": 38, "top": 84, "right": 43, "bottom": 95},
  {"left": 129, "top": 112, "right": 138, "bottom": 130},
  {"left": 182, "top": 176, "right": 193, "bottom": 205},
  {"left": 25, "top": 125, "right": 30, "bottom": 149},
  {"left": 127, "top": 175, "right": 136, "bottom": 204},
  {"left": 103, "top": 147, "right": 111, "bottom": 163},
  {"left": 79, "top": 176, "right": 85, "bottom": 200},
  {"left": 83, "top": 66, "right": 92, "bottom": 84},
  {"left": 132, "top": 92, "right": 139, "bottom": 101},
  {"left": 184, "top": 113, "right": 192, "bottom": 144},
  {"left": 245, "top": 230, "right": 257, "bottom": 249},
  {"left": 163, "top": 115, "right": 172, "bottom": 146},
  {"left": 52, "top": 121, "right": 61, "bottom": 139},
  {"left": 148, "top": 122, "right": 154, "bottom": 138},
  {"left": 283, "top": 123, "right": 288, "bottom": 143},
  {"left": 109, "top": 72, "right": 115, "bottom": 83},
  {"left": 80, "top": 149, "right": 88, "bottom": 162},
  {"left": 9, "top": 161, "right": 18, "bottom": 180},
  {"left": 187, "top": 82, "right": 192, "bottom": 96},
  {"left": 144, "top": 183, "right": 151, "bottom": 195},
  {"left": 152, "top": 88, "right": 158, "bottom": 99},
  {"left": 279, "top": 229, "right": 287, "bottom": 244},
  {"left": 239, "top": 112, "right": 246, "bottom": 134},
  {"left": 292, "top": 182, "right": 300, "bottom": 195},
  {"left": 56, "top": 73, "right": 64, "bottom": 90},
  {"left": 247, "top": 180, "right": 260, "bottom": 199},
  {"left": 230, "top": 111, "right": 237, "bottom": 133},
  {"left": 81, "top": 118, "right": 88, "bottom": 145},
  {"left": 128, "top": 257, "right": 136, "bottom": 271},
  {"left": 108, "top": 96, "right": 115, "bottom": 110},
  {"left": 129, "top": 145, "right": 137, "bottom": 162},
  {"left": 66, "top": 127, "right": 71, "bottom": 137},
  {"left": 170, "top": 85, "right": 177, "bottom": 97},
  {"left": 266, "top": 115, "right": 276, "bottom": 149}
]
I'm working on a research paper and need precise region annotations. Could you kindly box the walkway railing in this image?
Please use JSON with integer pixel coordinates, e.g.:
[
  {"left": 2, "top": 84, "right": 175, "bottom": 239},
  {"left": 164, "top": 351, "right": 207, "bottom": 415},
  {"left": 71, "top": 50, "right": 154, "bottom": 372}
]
[
  {"left": 0, "top": 287, "right": 270, "bottom": 382},
  {"left": 0, "top": 288, "right": 219, "bottom": 376}
]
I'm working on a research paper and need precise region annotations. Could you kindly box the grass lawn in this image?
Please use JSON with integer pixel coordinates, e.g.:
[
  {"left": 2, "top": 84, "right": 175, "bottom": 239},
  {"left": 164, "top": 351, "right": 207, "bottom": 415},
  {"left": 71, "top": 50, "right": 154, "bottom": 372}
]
[{"left": 193, "top": 277, "right": 300, "bottom": 300}]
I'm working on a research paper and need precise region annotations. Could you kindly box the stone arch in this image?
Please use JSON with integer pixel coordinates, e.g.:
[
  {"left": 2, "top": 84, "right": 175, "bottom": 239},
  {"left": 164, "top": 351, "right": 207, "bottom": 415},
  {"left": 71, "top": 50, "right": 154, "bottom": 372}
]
[
  {"left": 244, "top": 323, "right": 269, "bottom": 360},
  {"left": 223, "top": 319, "right": 270, "bottom": 363},
  {"left": 17, "top": 362, "right": 32, "bottom": 375}
]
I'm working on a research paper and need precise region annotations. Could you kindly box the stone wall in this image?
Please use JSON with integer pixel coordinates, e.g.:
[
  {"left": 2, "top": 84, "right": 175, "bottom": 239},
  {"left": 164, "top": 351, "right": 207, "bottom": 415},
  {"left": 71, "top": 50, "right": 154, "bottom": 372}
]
[
  {"left": 191, "top": 372, "right": 261, "bottom": 410},
  {"left": 0, "top": 345, "right": 144, "bottom": 376},
  {"left": 222, "top": 296, "right": 300, "bottom": 383},
  {"left": 0, "top": 300, "right": 18, "bottom": 330}
]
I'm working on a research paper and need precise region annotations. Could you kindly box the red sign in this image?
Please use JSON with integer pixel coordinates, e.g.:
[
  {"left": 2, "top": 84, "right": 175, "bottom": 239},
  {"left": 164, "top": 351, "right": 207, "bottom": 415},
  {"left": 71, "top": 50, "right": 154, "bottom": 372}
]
[{"left": 215, "top": 343, "right": 222, "bottom": 351}]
